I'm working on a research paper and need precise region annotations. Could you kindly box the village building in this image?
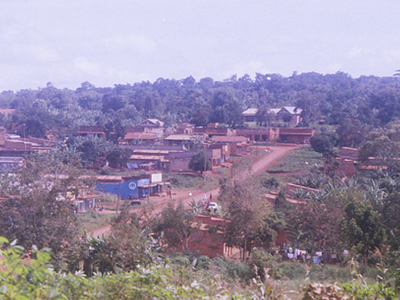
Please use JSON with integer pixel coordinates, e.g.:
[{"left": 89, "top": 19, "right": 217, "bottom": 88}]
[
  {"left": 278, "top": 128, "right": 315, "bottom": 143},
  {"left": 127, "top": 149, "right": 180, "bottom": 170},
  {"left": 121, "top": 130, "right": 158, "bottom": 145},
  {"left": 68, "top": 184, "right": 98, "bottom": 213},
  {"left": 242, "top": 106, "right": 303, "bottom": 127},
  {"left": 126, "top": 146, "right": 222, "bottom": 172},
  {"left": 209, "top": 143, "right": 230, "bottom": 163},
  {"left": 163, "top": 134, "right": 204, "bottom": 146},
  {"left": 77, "top": 126, "right": 106, "bottom": 138},
  {"left": 324, "top": 147, "right": 358, "bottom": 177},
  {"left": 120, "top": 119, "right": 165, "bottom": 144},
  {"left": 127, "top": 154, "right": 169, "bottom": 170},
  {"left": 236, "top": 127, "right": 279, "bottom": 142},
  {"left": 326, "top": 147, "right": 390, "bottom": 177},
  {"left": 0, "top": 109, "right": 16, "bottom": 117},
  {"left": 176, "top": 122, "right": 194, "bottom": 135},
  {"left": 193, "top": 123, "right": 235, "bottom": 138},
  {"left": 72, "top": 197, "right": 97, "bottom": 214},
  {"left": 136, "top": 119, "right": 165, "bottom": 137},
  {"left": 167, "top": 214, "right": 240, "bottom": 258},
  {"left": 0, "top": 156, "right": 24, "bottom": 170},
  {"left": 210, "top": 135, "right": 250, "bottom": 156},
  {"left": 168, "top": 148, "right": 222, "bottom": 172},
  {"left": 0, "top": 127, "right": 54, "bottom": 155},
  {"left": 242, "top": 108, "right": 259, "bottom": 124},
  {"left": 276, "top": 106, "right": 303, "bottom": 126},
  {"left": 0, "top": 134, "right": 55, "bottom": 156},
  {"left": 94, "top": 173, "right": 169, "bottom": 200}
]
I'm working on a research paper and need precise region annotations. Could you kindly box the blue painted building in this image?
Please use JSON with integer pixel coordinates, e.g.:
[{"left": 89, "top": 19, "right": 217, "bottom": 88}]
[{"left": 95, "top": 175, "right": 151, "bottom": 199}]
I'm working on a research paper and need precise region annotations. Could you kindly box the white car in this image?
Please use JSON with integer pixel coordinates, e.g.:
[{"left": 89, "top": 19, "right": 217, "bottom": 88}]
[{"left": 207, "top": 202, "right": 220, "bottom": 213}]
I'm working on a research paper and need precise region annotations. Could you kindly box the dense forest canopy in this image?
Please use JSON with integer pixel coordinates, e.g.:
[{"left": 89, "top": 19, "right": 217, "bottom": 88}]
[{"left": 1, "top": 72, "right": 399, "bottom": 144}]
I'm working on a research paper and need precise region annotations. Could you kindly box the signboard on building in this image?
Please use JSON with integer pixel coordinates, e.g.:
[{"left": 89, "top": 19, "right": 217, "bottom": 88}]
[
  {"left": 151, "top": 173, "right": 162, "bottom": 183},
  {"left": 138, "top": 178, "right": 150, "bottom": 186}
]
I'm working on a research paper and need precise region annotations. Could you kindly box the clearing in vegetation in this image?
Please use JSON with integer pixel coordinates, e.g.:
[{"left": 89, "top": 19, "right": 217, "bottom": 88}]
[{"left": 267, "top": 146, "right": 323, "bottom": 173}]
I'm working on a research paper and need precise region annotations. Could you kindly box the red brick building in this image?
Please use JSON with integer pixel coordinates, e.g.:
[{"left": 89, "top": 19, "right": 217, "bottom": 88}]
[
  {"left": 324, "top": 147, "right": 358, "bottom": 177},
  {"left": 77, "top": 126, "right": 105, "bottom": 138},
  {"left": 236, "top": 127, "right": 279, "bottom": 142},
  {"left": 182, "top": 214, "right": 240, "bottom": 258},
  {"left": 210, "top": 135, "right": 250, "bottom": 156},
  {"left": 278, "top": 128, "right": 315, "bottom": 143}
]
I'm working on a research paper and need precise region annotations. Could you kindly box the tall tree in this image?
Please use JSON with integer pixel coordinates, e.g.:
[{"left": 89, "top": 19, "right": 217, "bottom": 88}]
[
  {"left": 156, "top": 202, "right": 197, "bottom": 251},
  {"left": 359, "top": 120, "right": 400, "bottom": 171},
  {"left": 0, "top": 151, "right": 83, "bottom": 269},
  {"left": 310, "top": 133, "right": 335, "bottom": 157},
  {"left": 340, "top": 200, "right": 385, "bottom": 263},
  {"left": 222, "top": 179, "right": 275, "bottom": 261},
  {"left": 101, "top": 94, "right": 126, "bottom": 113},
  {"left": 189, "top": 151, "right": 210, "bottom": 174},
  {"left": 104, "top": 119, "right": 126, "bottom": 144},
  {"left": 106, "top": 147, "right": 132, "bottom": 169},
  {"left": 382, "top": 192, "right": 400, "bottom": 250},
  {"left": 290, "top": 192, "right": 345, "bottom": 254}
]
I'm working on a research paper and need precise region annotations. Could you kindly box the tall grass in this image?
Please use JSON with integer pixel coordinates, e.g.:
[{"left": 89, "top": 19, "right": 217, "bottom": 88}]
[
  {"left": 268, "top": 146, "right": 323, "bottom": 173},
  {"left": 76, "top": 211, "right": 116, "bottom": 232},
  {"left": 163, "top": 173, "right": 219, "bottom": 191}
]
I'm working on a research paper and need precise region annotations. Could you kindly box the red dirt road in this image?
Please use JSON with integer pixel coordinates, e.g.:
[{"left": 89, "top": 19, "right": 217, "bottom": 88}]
[
  {"left": 250, "top": 145, "right": 301, "bottom": 176},
  {"left": 90, "top": 145, "right": 301, "bottom": 237}
]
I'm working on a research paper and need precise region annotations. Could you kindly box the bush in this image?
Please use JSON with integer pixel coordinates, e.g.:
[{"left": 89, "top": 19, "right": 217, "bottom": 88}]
[
  {"left": 211, "top": 256, "right": 255, "bottom": 283},
  {"left": 0, "top": 237, "right": 269, "bottom": 299},
  {"left": 251, "top": 249, "right": 279, "bottom": 281}
]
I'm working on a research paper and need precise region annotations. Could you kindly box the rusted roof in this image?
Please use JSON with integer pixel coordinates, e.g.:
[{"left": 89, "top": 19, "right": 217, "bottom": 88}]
[
  {"left": 0, "top": 109, "right": 16, "bottom": 116},
  {"left": 124, "top": 132, "right": 157, "bottom": 140},
  {"left": 133, "top": 149, "right": 182, "bottom": 155},
  {"left": 210, "top": 135, "right": 248, "bottom": 143},
  {"left": 129, "top": 155, "right": 165, "bottom": 161},
  {"left": 164, "top": 134, "right": 196, "bottom": 141}
]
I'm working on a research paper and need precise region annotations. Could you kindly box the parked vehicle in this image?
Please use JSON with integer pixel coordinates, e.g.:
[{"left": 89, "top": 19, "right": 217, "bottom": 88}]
[{"left": 206, "top": 202, "right": 220, "bottom": 213}]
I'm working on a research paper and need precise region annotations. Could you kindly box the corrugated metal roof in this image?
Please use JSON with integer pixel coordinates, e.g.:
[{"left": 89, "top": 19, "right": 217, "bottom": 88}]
[
  {"left": 138, "top": 119, "right": 164, "bottom": 127},
  {"left": 124, "top": 132, "right": 157, "bottom": 140},
  {"left": 129, "top": 155, "right": 164, "bottom": 161},
  {"left": 283, "top": 106, "right": 302, "bottom": 114},
  {"left": 268, "top": 108, "right": 281, "bottom": 114},
  {"left": 211, "top": 135, "right": 248, "bottom": 143},
  {"left": 164, "top": 134, "right": 195, "bottom": 141},
  {"left": 133, "top": 149, "right": 182, "bottom": 154},
  {"left": 242, "top": 108, "right": 258, "bottom": 116}
]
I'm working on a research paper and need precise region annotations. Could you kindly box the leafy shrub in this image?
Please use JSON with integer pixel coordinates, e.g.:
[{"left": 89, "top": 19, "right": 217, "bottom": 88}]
[
  {"left": 251, "top": 248, "right": 279, "bottom": 281},
  {"left": 0, "top": 236, "right": 271, "bottom": 299},
  {"left": 210, "top": 256, "right": 254, "bottom": 283}
]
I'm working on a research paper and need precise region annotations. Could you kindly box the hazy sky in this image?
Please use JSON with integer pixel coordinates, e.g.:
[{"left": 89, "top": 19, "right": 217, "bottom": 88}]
[{"left": 1, "top": 0, "right": 400, "bottom": 91}]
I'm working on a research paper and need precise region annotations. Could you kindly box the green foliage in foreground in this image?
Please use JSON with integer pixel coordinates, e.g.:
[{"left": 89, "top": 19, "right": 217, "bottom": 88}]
[
  {"left": 1, "top": 236, "right": 400, "bottom": 299},
  {"left": 0, "top": 237, "right": 268, "bottom": 300}
]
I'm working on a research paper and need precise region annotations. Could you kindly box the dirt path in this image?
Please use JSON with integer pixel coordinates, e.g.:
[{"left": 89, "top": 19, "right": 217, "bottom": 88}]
[
  {"left": 90, "top": 144, "right": 301, "bottom": 237},
  {"left": 251, "top": 145, "right": 302, "bottom": 176}
]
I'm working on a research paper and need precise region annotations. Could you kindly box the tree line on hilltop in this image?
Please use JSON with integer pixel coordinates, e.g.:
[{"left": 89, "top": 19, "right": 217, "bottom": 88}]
[{"left": 0, "top": 72, "right": 399, "bottom": 144}]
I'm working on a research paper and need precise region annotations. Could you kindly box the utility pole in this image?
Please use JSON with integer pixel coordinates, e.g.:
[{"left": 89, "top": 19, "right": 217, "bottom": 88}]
[
  {"left": 117, "top": 180, "right": 122, "bottom": 214},
  {"left": 204, "top": 144, "right": 207, "bottom": 182}
]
